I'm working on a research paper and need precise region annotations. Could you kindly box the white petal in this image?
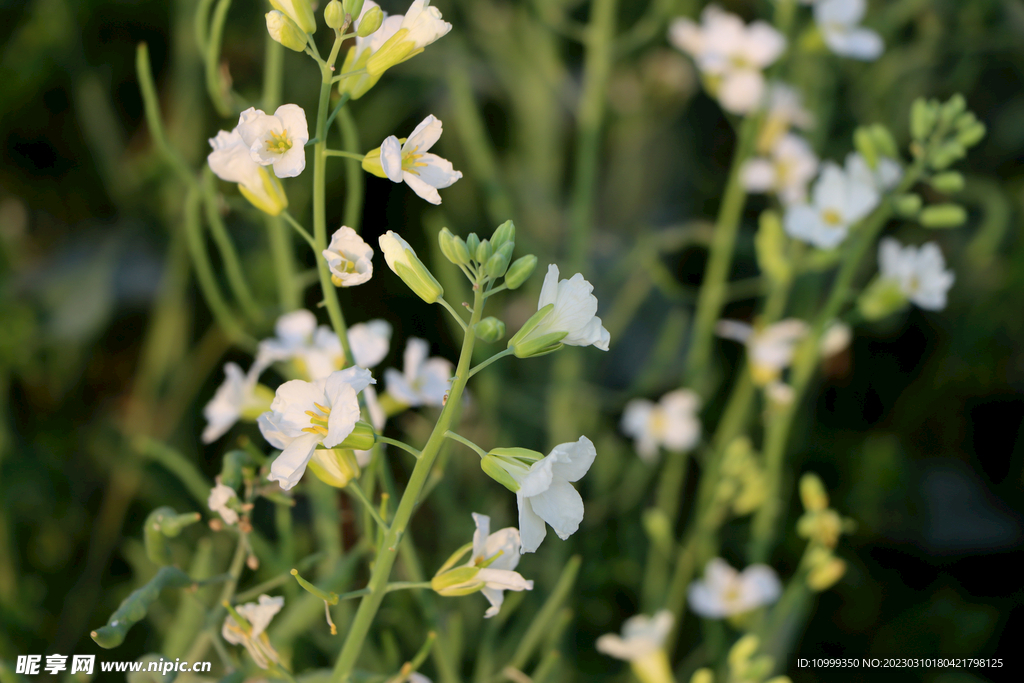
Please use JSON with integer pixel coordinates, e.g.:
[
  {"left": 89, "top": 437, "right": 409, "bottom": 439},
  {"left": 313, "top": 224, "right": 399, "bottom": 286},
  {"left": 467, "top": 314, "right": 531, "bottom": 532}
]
[
  {"left": 517, "top": 494, "right": 547, "bottom": 553},
  {"left": 743, "top": 22, "right": 786, "bottom": 68},
  {"left": 596, "top": 634, "right": 638, "bottom": 661},
  {"left": 274, "top": 104, "right": 308, "bottom": 142},
  {"left": 741, "top": 565, "right": 782, "bottom": 609},
  {"left": 478, "top": 568, "right": 533, "bottom": 592},
  {"left": 416, "top": 358, "right": 453, "bottom": 406},
  {"left": 527, "top": 479, "right": 584, "bottom": 540},
  {"left": 258, "top": 411, "right": 291, "bottom": 450},
  {"left": 324, "top": 383, "right": 360, "bottom": 448},
  {"left": 268, "top": 433, "right": 321, "bottom": 490},
  {"left": 482, "top": 527, "right": 522, "bottom": 571},
  {"left": 715, "top": 320, "right": 753, "bottom": 343},
  {"left": 202, "top": 362, "right": 247, "bottom": 443},
  {"left": 412, "top": 153, "right": 462, "bottom": 189},
  {"left": 237, "top": 108, "right": 281, "bottom": 150},
  {"left": 537, "top": 264, "right": 560, "bottom": 309},
  {"left": 380, "top": 136, "right": 404, "bottom": 182},
  {"left": 275, "top": 310, "right": 317, "bottom": 345},
  {"left": 403, "top": 171, "right": 444, "bottom": 204},
  {"left": 272, "top": 144, "right": 306, "bottom": 178},
  {"left": 741, "top": 158, "right": 777, "bottom": 193},
  {"left": 385, "top": 367, "right": 421, "bottom": 406},
  {"left": 815, "top": 0, "right": 866, "bottom": 26},
  {"left": 516, "top": 456, "right": 555, "bottom": 497},
  {"left": 404, "top": 115, "right": 444, "bottom": 154},
  {"left": 547, "top": 436, "right": 596, "bottom": 483},
  {"left": 404, "top": 338, "right": 429, "bottom": 381},
  {"left": 718, "top": 70, "right": 765, "bottom": 115},
  {"left": 348, "top": 319, "right": 392, "bottom": 368}
]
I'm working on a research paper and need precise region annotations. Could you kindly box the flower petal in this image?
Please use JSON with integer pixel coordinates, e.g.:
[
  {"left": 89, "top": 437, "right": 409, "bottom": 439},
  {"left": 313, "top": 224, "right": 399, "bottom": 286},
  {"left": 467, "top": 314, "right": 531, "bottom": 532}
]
[
  {"left": 404, "top": 115, "right": 444, "bottom": 154},
  {"left": 527, "top": 479, "right": 584, "bottom": 540},
  {"left": 403, "top": 171, "right": 444, "bottom": 204},
  {"left": 548, "top": 436, "right": 597, "bottom": 483},
  {"left": 380, "top": 136, "right": 404, "bottom": 182},
  {"left": 268, "top": 433, "right": 321, "bottom": 490},
  {"left": 517, "top": 493, "right": 547, "bottom": 553}
]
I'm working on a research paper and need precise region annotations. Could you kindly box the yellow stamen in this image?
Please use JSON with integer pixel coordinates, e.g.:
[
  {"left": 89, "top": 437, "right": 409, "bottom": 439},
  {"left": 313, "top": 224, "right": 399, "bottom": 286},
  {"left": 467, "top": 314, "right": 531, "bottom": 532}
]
[
  {"left": 822, "top": 209, "right": 843, "bottom": 226},
  {"left": 302, "top": 425, "right": 330, "bottom": 436},
  {"left": 265, "top": 130, "right": 292, "bottom": 153},
  {"left": 313, "top": 402, "right": 332, "bottom": 415}
]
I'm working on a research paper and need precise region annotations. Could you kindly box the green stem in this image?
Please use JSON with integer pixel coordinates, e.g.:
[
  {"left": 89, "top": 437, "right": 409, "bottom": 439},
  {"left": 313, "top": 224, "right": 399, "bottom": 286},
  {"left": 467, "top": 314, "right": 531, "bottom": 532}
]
[
  {"left": 235, "top": 553, "right": 324, "bottom": 602},
  {"left": 136, "top": 43, "right": 196, "bottom": 187},
  {"left": 337, "top": 107, "right": 364, "bottom": 230},
  {"left": 281, "top": 211, "right": 318, "bottom": 251},
  {"left": 335, "top": 581, "right": 433, "bottom": 602},
  {"left": 377, "top": 436, "right": 422, "bottom": 459},
  {"left": 443, "top": 430, "right": 487, "bottom": 458},
  {"left": 347, "top": 481, "right": 388, "bottom": 532},
  {"left": 468, "top": 348, "right": 514, "bottom": 378},
  {"left": 684, "top": 112, "right": 761, "bottom": 392},
  {"left": 205, "top": 0, "right": 235, "bottom": 117},
  {"left": 329, "top": 287, "right": 484, "bottom": 683},
  {"left": 324, "top": 93, "right": 351, "bottom": 133},
  {"left": 323, "top": 150, "right": 365, "bottom": 160},
  {"left": 201, "top": 168, "right": 263, "bottom": 323},
  {"left": 439, "top": 297, "right": 468, "bottom": 330}
]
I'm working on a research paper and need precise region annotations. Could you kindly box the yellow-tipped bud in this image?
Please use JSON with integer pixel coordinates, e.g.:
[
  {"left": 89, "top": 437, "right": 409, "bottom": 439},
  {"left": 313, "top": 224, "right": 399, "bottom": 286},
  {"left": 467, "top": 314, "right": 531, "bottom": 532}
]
[
  {"left": 378, "top": 230, "right": 444, "bottom": 304},
  {"left": 266, "top": 10, "right": 308, "bottom": 52},
  {"left": 807, "top": 557, "right": 847, "bottom": 591},
  {"left": 799, "top": 473, "right": 829, "bottom": 512},
  {"left": 356, "top": 6, "right": 383, "bottom": 37}
]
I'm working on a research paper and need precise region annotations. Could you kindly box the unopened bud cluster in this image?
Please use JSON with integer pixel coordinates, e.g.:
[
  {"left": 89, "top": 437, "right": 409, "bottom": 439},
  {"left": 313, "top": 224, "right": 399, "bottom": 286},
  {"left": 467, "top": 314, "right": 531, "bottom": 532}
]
[{"left": 438, "top": 220, "right": 536, "bottom": 289}]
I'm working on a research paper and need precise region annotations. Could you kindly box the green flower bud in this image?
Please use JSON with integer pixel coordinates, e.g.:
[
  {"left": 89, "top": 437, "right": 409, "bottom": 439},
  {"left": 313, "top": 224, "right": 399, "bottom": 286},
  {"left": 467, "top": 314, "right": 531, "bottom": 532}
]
[
  {"left": 689, "top": 669, "right": 714, "bottom": 683},
  {"left": 799, "top": 473, "right": 829, "bottom": 512},
  {"left": 728, "top": 635, "right": 760, "bottom": 670},
  {"left": 854, "top": 126, "right": 878, "bottom": 169},
  {"left": 755, "top": 210, "right": 790, "bottom": 284},
  {"left": 266, "top": 10, "right": 308, "bottom": 53},
  {"left": 869, "top": 123, "right": 899, "bottom": 159},
  {"left": 857, "top": 277, "right": 907, "bottom": 320},
  {"left": 356, "top": 6, "right": 383, "bottom": 37},
  {"left": 642, "top": 508, "right": 674, "bottom": 556},
  {"left": 484, "top": 246, "right": 511, "bottom": 279},
  {"left": 491, "top": 219, "right": 515, "bottom": 248},
  {"left": 956, "top": 122, "right": 986, "bottom": 148},
  {"left": 504, "top": 254, "right": 537, "bottom": 289},
  {"left": 379, "top": 230, "right": 444, "bottom": 303},
  {"left": 307, "top": 449, "right": 361, "bottom": 488},
  {"left": 930, "top": 141, "right": 966, "bottom": 170},
  {"left": 474, "top": 316, "right": 506, "bottom": 343},
  {"left": 920, "top": 204, "right": 967, "bottom": 228},
  {"left": 894, "top": 193, "right": 922, "bottom": 218},
  {"left": 466, "top": 232, "right": 480, "bottom": 257},
  {"left": 438, "top": 227, "right": 459, "bottom": 264},
  {"left": 930, "top": 171, "right": 965, "bottom": 194},
  {"left": 452, "top": 235, "right": 471, "bottom": 265},
  {"left": 807, "top": 557, "right": 847, "bottom": 592},
  {"left": 476, "top": 238, "right": 492, "bottom": 264},
  {"left": 344, "top": 0, "right": 365, "bottom": 19},
  {"left": 270, "top": 0, "right": 316, "bottom": 34},
  {"left": 480, "top": 447, "right": 542, "bottom": 492},
  {"left": 939, "top": 93, "right": 966, "bottom": 126},
  {"left": 324, "top": 1, "right": 346, "bottom": 30},
  {"left": 910, "top": 97, "right": 937, "bottom": 142}
]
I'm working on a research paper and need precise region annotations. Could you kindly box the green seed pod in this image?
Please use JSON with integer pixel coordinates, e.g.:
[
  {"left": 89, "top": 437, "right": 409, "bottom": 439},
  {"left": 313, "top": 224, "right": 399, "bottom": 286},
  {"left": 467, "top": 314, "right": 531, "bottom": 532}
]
[
  {"left": 466, "top": 232, "right": 480, "bottom": 257},
  {"left": 869, "top": 123, "right": 899, "bottom": 159},
  {"left": 324, "top": 0, "right": 345, "bottom": 29},
  {"left": 91, "top": 566, "right": 192, "bottom": 648},
  {"left": 930, "top": 171, "right": 965, "bottom": 194},
  {"left": 474, "top": 316, "right": 506, "bottom": 343},
  {"left": 476, "top": 238, "right": 492, "bottom": 264},
  {"left": 144, "top": 507, "right": 201, "bottom": 566},
  {"left": 920, "top": 204, "right": 967, "bottom": 228},
  {"left": 356, "top": 5, "right": 383, "bottom": 36},
  {"left": 910, "top": 97, "right": 937, "bottom": 142},
  {"left": 438, "top": 227, "right": 459, "bottom": 264},
  {"left": 491, "top": 219, "right": 515, "bottom": 248},
  {"left": 504, "top": 254, "right": 537, "bottom": 289},
  {"left": 854, "top": 126, "right": 878, "bottom": 169},
  {"left": 894, "top": 193, "right": 922, "bottom": 218}
]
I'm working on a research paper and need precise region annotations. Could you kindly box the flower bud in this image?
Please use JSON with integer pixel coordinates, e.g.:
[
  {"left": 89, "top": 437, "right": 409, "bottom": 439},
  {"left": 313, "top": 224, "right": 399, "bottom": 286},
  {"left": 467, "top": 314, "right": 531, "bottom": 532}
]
[
  {"left": 799, "top": 473, "right": 829, "bottom": 512},
  {"left": 474, "top": 317, "right": 506, "bottom": 343},
  {"left": 491, "top": 219, "right": 515, "bottom": 248},
  {"left": 857, "top": 277, "right": 907, "bottom": 320},
  {"left": 307, "top": 449, "right": 360, "bottom": 488},
  {"left": 378, "top": 230, "right": 444, "bottom": 303},
  {"left": 485, "top": 243, "right": 512, "bottom": 279},
  {"left": 931, "top": 171, "right": 965, "bottom": 194},
  {"left": 956, "top": 122, "right": 986, "bottom": 148},
  {"left": 480, "top": 447, "right": 542, "bottom": 492},
  {"left": 239, "top": 167, "right": 289, "bottom": 216},
  {"left": 869, "top": 123, "right": 899, "bottom": 159},
  {"left": 266, "top": 10, "right": 308, "bottom": 52},
  {"left": 356, "top": 6, "right": 383, "bottom": 37},
  {"left": 344, "top": 0, "right": 365, "bottom": 19},
  {"left": 854, "top": 126, "right": 878, "bottom": 169},
  {"left": 504, "top": 254, "right": 537, "bottom": 289},
  {"left": 438, "top": 227, "right": 459, "bottom": 264},
  {"left": 466, "top": 232, "right": 480, "bottom": 258},
  {"left": 270, "top": 0, "right": 317, "bottom": 34},
  {"left": 324, "top": 0, "right": 346, "bottom": 30},
  {"left": 910, "top": 97, "right": 937, "bottom": 142},
  {"left": 807, "top": 557, "right": 847, "bottom": 592},
  {"left": 930, "top": 141, "right": 966, "bottom": 170},
  {"left": 893, "top": 193, "right": 922, "bottom": 218},
  {"left": 920, "top": 204, "right": 967, "bottom": 228},
  {"left": 939, "top": 93, "right": 966, "bottom": 126},
  {"left": 452, "top": 235, "right": 472, "bottom": 265},
  {"left": 689, "top": 669, "right": 714, "bottom": 683},
  {"left": 476, "top": 238, "right": 492, "bottom": 264},
  {"left": 728, "top": 634, "right": 760, "bottom": 671}
]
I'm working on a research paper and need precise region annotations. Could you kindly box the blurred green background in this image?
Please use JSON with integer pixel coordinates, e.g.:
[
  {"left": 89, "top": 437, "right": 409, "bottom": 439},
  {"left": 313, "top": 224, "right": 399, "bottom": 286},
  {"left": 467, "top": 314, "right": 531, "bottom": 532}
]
[{"left": 1, "top": 0, "right": 1022, "bottom": 681}]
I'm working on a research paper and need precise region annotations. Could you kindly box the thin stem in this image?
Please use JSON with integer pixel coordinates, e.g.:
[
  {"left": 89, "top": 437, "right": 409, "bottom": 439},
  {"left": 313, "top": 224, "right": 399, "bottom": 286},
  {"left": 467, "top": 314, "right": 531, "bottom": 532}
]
[
  {"left": 330, "top": 67, "right": 366, "bottom": 84},
  {"left": 204, "top": 0, "right": 235, "bottom": 117},
  {"left": 438, "top": 297, "right": 468, "bottom": 330},
  {"left": 136, "top": 43, "right": 196, "bottom": 187},
  {"left": 337, "top": 107, "right": 364, "bottom": 230},
  {"left": 347, "top": 481, "right": 389, "bottom": 532},
  {"left": 443, "top": 430, "right": 487, "bottom": 458},
  {"left": 324, "top": 150, "right": 366, "bottom": 161},
  {"left": 234, "top": 552, "right": 325, "bottom": 602},
  {"left": 330, "top": 287, "right": 484, "bottom": 683},
  {"left": 324, "top": 93, "right": 351, "bottom": 132},
  {"left": 335, "top": 581, "right": 433, "bottom": 602},
  {"left": 468, "top": 348, "right": 514, "bottom": 378},
  {"left": 201, "top": 168, "right": 263, "bottom": 323},
  {"left": 377, "top": 436, "right": 422, "bottom": 459},
  {"left": 281, "top": 210, "right": 318, "bottom": 251}
]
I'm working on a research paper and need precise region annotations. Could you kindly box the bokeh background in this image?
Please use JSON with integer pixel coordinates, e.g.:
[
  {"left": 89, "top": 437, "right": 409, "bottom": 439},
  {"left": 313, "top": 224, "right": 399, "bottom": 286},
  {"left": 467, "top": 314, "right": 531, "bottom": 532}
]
[{"left": 1, "top": 0, "right": 1022, "bottom": 681}]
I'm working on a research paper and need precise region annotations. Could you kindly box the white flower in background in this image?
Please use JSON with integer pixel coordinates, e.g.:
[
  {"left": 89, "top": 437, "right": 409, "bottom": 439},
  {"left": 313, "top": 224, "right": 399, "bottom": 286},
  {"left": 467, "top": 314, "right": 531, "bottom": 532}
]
[
  {"left": 820, "top": 321, "right": 852, "bottom": 358},
  {"left": 465, "top": 513, "right": 534, "bottom": 618},
  {"left": 514, "top": 437, "right": 597, "bottom": 553},
  {"left": 765, "top": 381, "right": 795, "bottom": 407},
  {"left": 621, "top": 390, "right": 702, "bottom": 463},
  {"left": 379, "top": 115, "right": 462, "bottom": 204},
  {"left": 207, "top": 128, "right": 288, "bottom": 216},
  {"left": 237, "top": 104, "right": 309, "bottom": 178},
  {"left": 348, "top": 319, "right": 392, "bottom": 463},
  {"left": 784, "top": 162, "right": 879, "bottom": 249},
  {"left": 741, "top": 134, "right": 819, "bottom": 205},
  {"left": 845, "top": 152, "right": 902, "bottom": 193},
  {"left": 385, "top": 337, "right": 452, "bottom": 407},
  {"left": 508, "top": 265, "right": 610, "bottom": 357},
  {"left": 323, "top": 226, "right": 373, "bottom": 287},
  {"left": 669, "top": 5, "right": 786, "bottom": 114},
  {"left": 258, "top": 367, "right": 375, "bottom": 490},
  {"left": 878, "top": 238, "right": 955, "bottom": 310},
  {"left": 222, "top": 594, "right": 284, "bottom": 669},
  {"left": 763, "top": 82, "right": 814, "bottom": 138},
  {"left": 207, "top": 482, "right": 239, "bottom": 525},
  {"left": 717, "top": 319, "right": 809, "bottom": 385},
  {"left": 815, "top": 0, "right": 884, "bottom": 61},
  {"left": 597, "top": 611, "right": 675, "bottom": 683},
  {"left": 202, "top": 362, "right": 272, "bottom": 443},
  {"left": 257, "top": 310, "right": 344, "bottom": 381},
  {"left": 688, "top": 558, "right": 782, "bottom": 618}
]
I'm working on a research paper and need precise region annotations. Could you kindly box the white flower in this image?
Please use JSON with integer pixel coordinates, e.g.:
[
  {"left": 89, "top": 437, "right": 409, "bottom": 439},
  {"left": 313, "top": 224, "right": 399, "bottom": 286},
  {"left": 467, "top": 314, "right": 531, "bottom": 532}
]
[
  {"left": 257, "top": 310, "right": 344, "bottom": 381},
  {"left": 337, "top": 2, "right": 404, "bottom": 99},
  {"left": 784, "top": 162, "right": 879, "bottom": 249},
  {"left": 202, "top": 362, "right": 271, "bottom": 444},
  {"left": 815, "top": 0, "right": 884, "bottom": 61},
  {"left": 820, "top": 321, "right": 852, "bottom": 358},
  {"left": 323, "top": 226, "right": 373, "bottom": 287},
  {"left": 222, "top": 594, "right": 284, "bottom": 669},
  {"left": 596, "top": 610, "right": 673, "bottom": 661},
  {"left": 258, "top": 367, "right": 375, "bottom": 490},
  {"left": 237, "top": 104, "right": 309, "bottom": 178},
  {"left": 207, "top": 483, "right": 239, "bottom": 525},
  {"left": 398, "top": 0, "right": 452, "bottom": 49},
  {"left": 349, "top": 320, "right": 392, "bottom": 369},
  {"left": 508, "top": 264, "right": 610, "bottom": 357},
  {"left": 380, "top": 115, "right": 462, "bottom": 204},
  {"left": 878, "top": 238, "right": 955, "bottom": 310},
  {"left": 669, "top": 6, "right": 786, "bottom": 114},
  {"left": 717, "top": 319, "right": 808, "bottom": 385},
  {"left": 207, "top": 128, "right": 288, "bottom": 215},
  {"left": 741, "top": 134, "right": 819, "bottom": 205},
  {"left": 513, "top": 437, "right": 597, "bottom": 553},
  {"left": 845, "top": 152, "right": 902, "bottom": 193},
  {"left": 465, "top": 513, "right": 534, "bottom": 618},
  {"left": 384, "top": 337, "right": 452, "bottom": 407},
  {"left": 688, "top": 559, "right": 781, "bottom": 618},
  {"left": 621, "top": 390, "right": 702, "bottom": 463}
]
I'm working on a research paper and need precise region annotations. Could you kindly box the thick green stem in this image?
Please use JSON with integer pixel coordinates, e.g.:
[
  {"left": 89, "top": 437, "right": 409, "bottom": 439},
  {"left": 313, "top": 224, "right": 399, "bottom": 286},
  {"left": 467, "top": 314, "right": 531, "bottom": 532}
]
[
  {"left": 329, "top": 288, "right": 484, "bottom": 683},
  {"left": 684, "top": 113, "right": 761, "bottom": 392}
]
